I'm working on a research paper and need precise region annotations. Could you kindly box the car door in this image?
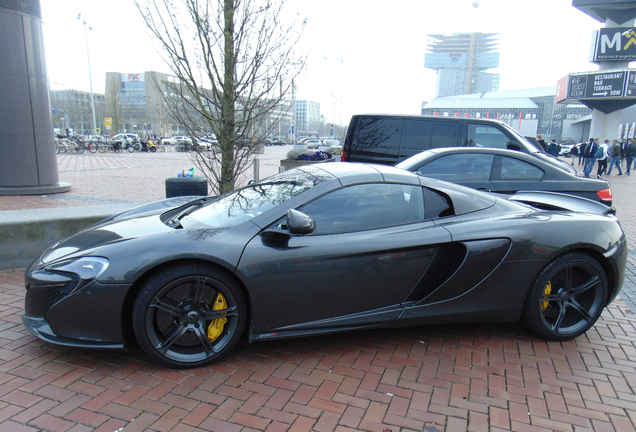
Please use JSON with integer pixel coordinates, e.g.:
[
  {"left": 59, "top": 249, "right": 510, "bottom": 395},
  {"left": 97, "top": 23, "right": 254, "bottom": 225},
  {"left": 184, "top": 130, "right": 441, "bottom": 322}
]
[
  {"left": 413, "top": 153, "right": 496, "bottom": 192},
  {"left": 489, "top": 155, "right": 545, "bottom": 194},
  {"left": 238, "top": 183, "right": 452, "bottom": 335}
]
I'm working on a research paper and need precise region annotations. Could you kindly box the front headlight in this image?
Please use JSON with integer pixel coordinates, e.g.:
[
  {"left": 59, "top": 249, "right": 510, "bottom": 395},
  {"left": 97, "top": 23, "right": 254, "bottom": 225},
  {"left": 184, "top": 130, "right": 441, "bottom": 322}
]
[{"left": 46, "top": 257, "right": 110, "bottom": 280}]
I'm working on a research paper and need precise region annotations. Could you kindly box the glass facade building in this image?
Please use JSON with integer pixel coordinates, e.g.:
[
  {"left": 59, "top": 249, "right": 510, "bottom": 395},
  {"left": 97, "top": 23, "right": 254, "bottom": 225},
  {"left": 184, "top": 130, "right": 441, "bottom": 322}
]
[
  {"left": 294, "top": 100, "right": 321, "bottom": 136},
  {"left": 425, "top": 33, "right": 500, "bottom": 98}
]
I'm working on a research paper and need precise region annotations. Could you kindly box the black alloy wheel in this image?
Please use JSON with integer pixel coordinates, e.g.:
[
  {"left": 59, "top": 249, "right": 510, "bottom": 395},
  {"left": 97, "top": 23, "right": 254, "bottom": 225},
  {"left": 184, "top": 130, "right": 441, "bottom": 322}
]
[
  {"left": 523, "top": 253, "right": 608, "bottom": 340},
  {"left": 133, "top": 263, "right": 247, "bottom": 368}
]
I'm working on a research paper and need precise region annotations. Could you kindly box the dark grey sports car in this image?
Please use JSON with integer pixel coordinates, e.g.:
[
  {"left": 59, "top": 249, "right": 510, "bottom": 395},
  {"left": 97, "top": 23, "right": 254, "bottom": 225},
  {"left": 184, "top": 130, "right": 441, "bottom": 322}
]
[
  {"left": 23, "top": 163, "right": 627, "bottom": 368},
  {"left": 395, "top": 147, "right": 613, "bottom": 206}
]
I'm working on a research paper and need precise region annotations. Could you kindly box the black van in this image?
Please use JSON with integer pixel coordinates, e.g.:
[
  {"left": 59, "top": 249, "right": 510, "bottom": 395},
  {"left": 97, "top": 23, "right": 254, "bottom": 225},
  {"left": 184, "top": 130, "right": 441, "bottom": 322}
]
[{"left": 341, "top": 114, "right": 543, "bottom": 165}]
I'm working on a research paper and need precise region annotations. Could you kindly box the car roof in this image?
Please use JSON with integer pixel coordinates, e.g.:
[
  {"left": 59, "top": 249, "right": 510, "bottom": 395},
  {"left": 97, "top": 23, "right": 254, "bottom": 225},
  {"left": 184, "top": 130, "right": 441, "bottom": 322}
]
[
  {"left": 290, "top": 162, "right": 498, "bottom": 216},
  {"left": 397, "top": 147, "right": 577, "bottom": 175}
]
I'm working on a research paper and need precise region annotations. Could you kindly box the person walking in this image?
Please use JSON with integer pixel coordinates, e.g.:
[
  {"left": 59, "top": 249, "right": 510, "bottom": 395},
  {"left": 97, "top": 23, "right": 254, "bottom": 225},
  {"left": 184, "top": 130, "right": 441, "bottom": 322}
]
[
  {"left": 596, "top": 139, "right": 609, "bottom": 178},
  {"left": 537, "top": 135, "right": 547, "bottom": 152},
  {"left": 548, "top": 139, "right": 561, "bottom": 157},
  {"left": 626, "top": 139, "right": 636, "bottom": 176},
  {"left": 621, "top": 138, "right": 628, "bottom": 166},
  {"left": 583, "top": 138, "right": 598, "bottom": 177},
  {"left": 569, "top": 143, "right": 579, "bottom": 165},
  {"left": 578, "top": 142, "right": 587, "bottom": 165},
  {"left": 607, "top": 139, "right": 623, "bottom": 175}
]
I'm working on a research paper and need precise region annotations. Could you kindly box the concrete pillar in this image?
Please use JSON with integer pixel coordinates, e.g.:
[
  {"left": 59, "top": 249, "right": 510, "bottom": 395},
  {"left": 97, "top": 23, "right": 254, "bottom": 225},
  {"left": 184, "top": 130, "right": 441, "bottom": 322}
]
[{"left": 0, "top": 0, "right": 70, "bottom": 195}]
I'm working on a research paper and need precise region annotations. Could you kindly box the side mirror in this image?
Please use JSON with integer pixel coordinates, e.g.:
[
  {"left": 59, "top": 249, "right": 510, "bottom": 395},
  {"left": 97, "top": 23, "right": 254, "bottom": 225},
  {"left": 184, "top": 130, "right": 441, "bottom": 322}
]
[
  {"left": 507, "top": 141, "right": 522, "bottom": 151},
  {"left": 287, "top": 208, "right": 316, "bottom": 235}
]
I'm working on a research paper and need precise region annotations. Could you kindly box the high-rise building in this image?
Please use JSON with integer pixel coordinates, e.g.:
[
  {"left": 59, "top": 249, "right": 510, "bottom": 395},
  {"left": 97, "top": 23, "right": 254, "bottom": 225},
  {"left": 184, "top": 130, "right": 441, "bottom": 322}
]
[
  {"left": 425, "top": 33, "right": 500, "bottom": 98},
  {"left": 294, "top": 100, "right": 321, "bottom": 136}
]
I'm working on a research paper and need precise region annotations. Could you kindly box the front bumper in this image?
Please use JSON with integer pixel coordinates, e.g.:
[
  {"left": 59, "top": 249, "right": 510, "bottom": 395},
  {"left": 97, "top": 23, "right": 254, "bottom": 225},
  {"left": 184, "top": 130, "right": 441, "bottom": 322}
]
[{"left": 22, "top": 315, "right": 124, "bottom": 350}]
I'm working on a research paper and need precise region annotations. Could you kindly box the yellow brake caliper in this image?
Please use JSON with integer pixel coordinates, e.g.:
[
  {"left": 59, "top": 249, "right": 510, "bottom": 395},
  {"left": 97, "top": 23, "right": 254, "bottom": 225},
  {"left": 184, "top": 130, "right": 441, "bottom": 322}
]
[
  {"left": 207, "top": 293, "right": 228, "bottom": 342},
  {"left": 541, "top": 281, "right": 552, "bottom": 311}
]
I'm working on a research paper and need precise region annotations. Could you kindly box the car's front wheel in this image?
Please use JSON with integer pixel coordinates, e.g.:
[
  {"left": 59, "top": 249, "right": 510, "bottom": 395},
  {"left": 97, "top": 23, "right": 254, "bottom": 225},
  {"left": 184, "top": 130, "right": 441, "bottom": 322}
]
[
  {"left": 522, "top": 253, "right": 608, "bottom": 340},
  {"left": 133, "top": 262, "right": 247, "bottom": 368}
]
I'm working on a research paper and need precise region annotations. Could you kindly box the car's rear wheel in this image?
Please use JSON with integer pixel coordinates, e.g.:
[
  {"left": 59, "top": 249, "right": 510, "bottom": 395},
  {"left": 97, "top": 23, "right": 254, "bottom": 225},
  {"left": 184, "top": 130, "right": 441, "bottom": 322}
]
[
  {"left": 522, "top": 253, "right": 608, "bottom": 340},
  {"left": 132, "top": 262, "right": 247, "bottom": 368}
]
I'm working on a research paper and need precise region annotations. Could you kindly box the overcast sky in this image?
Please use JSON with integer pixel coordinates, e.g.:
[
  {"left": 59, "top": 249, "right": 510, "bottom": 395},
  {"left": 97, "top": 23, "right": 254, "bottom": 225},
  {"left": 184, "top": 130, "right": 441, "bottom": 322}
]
[{"left": 40, "top": 0, "right": 615, "bottom": 125}]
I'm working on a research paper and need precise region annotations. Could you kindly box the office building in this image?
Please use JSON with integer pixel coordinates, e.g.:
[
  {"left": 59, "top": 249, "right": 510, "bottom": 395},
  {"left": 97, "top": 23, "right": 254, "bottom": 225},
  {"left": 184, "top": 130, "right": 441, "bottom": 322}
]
[
  {"left": 294, "top": 100, "right": 321, "bottom": 137},
  {"left": 50, "top": 90, "right": 105, "bottom": 136},
  {"left": 421, "top": 87, "right": 592, "bottom": 141},
  {"left": 425, "top": 32, "right": 500, "bottom": 98}
]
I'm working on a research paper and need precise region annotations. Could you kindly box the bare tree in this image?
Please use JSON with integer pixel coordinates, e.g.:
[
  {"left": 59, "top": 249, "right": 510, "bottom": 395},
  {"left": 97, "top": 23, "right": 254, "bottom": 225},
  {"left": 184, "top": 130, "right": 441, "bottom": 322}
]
[
  {"left": 136, "top": 0, "right": 305, "bottom": 194},
  {"left": 105, "top": 86, "right": 124, "bottom": 135}
]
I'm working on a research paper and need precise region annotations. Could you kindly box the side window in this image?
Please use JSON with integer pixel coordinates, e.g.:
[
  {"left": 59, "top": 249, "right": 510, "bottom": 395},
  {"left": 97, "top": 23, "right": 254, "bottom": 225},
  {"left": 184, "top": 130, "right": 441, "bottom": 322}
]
[
  {"left": 467, "top": 124, "right": 511, "bottom": 149},
  {"left": 415, "top": 154, "right": 494, "bottom": 182},
  {"left": 300, "top": 183, "right": 425, "bottom": 235},
  {"left": 499, "top": 157, "right": 544, "bottom": 180},
  {"left": 401, "top": 120, "right": 433, "bottom": 150},
  {"left": 430, "top": 123, "right": 460, "bottom": 149},
  {"left": 351, "top": 118, "right": 402, "bottom": 149}
]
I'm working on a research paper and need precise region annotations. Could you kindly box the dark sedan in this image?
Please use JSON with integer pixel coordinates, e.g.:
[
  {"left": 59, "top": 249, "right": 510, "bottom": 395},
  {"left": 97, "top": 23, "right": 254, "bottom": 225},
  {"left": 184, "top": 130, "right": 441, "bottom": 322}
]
[
  {"left": 395, "top": 147, "right": 612, "bottom": 206},
  {"left": 23, "top": 163, "right": 626, "bottom": 368}
]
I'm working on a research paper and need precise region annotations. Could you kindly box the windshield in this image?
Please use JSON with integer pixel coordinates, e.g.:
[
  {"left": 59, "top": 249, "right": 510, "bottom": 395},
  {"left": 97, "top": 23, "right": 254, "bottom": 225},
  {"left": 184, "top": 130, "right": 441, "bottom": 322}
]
[{"left": 185, "top": 166, "right": 335, "bottom": 228}]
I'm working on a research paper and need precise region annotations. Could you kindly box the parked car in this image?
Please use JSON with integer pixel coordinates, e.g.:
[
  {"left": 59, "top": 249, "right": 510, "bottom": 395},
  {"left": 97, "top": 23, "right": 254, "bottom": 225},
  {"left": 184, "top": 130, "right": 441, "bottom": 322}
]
[
  {"left": 396, "top": 147, "right": 612, "bottom": 206},
  {"left": 305, "top": 139, "right": 322, "bottom": 149},
  {"left": 343, "top": 115, "right": 540, "bottom": 165},
  {"left": 272, "top": 139, "right": 287, "bottom": 146},
  {"left": 111, "top": 133, "right": 138, "bottom": 145},
  {"left": 323, "top": 139, "right": 342, "bottom": 148},
  {"left": 198, "top": 136, "right": 218, "bottom": 151},
  {"left": 23, "top": 163, "right": 625, "bottom": 368},
  {"left": 162, "top": 135, "right": 192, "bottom": 146}
]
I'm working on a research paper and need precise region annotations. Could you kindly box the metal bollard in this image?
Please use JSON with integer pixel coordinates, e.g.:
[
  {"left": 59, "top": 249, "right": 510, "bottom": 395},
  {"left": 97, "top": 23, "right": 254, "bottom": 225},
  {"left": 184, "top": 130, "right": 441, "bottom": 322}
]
[{"left": 253, "top": 158, "right": 260, "bottom": 181}]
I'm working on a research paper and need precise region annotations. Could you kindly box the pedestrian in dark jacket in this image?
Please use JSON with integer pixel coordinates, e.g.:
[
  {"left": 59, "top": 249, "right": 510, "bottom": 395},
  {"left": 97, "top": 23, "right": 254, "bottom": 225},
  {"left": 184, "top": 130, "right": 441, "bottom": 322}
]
[
  {"left": 583, "top": 138, "right": 599, "bottom": 177},
  {"left": 607, "top": 139, "right": 623, "bottom": 175},
  {"left": 569, "top": 143, "right": 579, "bottom": 165},
  {"left": 537, "top": 135, "right": 547, "bottom": 152}
]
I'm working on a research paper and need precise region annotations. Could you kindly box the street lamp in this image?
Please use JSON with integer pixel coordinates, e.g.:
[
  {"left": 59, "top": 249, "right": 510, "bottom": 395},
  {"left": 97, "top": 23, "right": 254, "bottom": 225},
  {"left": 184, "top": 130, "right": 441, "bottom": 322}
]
[{"left": 78, "top": 13, "right": 97, "bottom": 136}]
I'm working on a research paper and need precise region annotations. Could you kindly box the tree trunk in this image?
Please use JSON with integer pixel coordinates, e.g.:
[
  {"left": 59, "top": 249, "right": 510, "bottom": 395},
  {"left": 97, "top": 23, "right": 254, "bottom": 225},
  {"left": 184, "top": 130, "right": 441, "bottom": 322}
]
[{"left": 220, "top": 0, "right": 237, "bottom": 194}]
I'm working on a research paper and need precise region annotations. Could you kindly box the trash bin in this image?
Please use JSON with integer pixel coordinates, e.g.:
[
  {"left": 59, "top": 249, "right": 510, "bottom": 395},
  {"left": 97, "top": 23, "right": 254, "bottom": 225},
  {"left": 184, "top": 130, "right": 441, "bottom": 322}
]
[{"left": 165, "top": 177, "right": 208, "bottom": 198}]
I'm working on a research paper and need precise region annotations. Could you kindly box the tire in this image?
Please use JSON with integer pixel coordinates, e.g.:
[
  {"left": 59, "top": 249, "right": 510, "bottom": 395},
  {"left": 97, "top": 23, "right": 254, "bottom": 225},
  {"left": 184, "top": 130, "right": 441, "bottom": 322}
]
[
  {"left": 55, "top": 144, "right": 60, "bottom": 154},
  {"left": 150, "top": 146, "right": 157, "bottom": 153},
  {"left": 76, "top": 143, "right": 85, "bottom": 154},
  {"left": 88, "top": 144, "right": 98, "bottom": 154},
  {"left": 132, "top": 262, "right": 247, "bottom": 368},
  {"left": 127, "top": 144, "right": 135, "bottom": 153},
  {"left": 134, "top": 143, "right": 142, "bottom": 152},
  {"left": 522, "top": 253, "right": 608, "bottom": 340},
  {"left": 98, "top": 143, "right": 108, "bottom": 153}
]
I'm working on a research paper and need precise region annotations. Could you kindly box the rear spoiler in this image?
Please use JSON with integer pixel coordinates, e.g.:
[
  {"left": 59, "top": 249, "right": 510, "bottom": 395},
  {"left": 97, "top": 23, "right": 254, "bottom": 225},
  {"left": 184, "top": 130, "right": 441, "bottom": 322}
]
[{"left": 508, "top": 191, "right": 616, "bottom": 216}]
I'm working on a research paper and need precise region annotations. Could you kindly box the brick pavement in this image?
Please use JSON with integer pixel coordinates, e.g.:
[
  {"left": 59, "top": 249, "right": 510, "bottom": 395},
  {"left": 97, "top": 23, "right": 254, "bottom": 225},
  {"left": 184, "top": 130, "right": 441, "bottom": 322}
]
[{"left": 0, "top": 153, "right": 636, "bottom": 431}]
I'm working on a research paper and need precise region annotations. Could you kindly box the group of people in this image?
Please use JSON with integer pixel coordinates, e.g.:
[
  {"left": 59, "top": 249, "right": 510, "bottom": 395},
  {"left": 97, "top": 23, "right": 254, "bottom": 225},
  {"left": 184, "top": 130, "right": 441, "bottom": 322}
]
[
  {"left": 575, "top": 137, "right": 636, "bottom": 178},
  {"left": 537, "top": 134, "right": 636, "bottom": 178}
]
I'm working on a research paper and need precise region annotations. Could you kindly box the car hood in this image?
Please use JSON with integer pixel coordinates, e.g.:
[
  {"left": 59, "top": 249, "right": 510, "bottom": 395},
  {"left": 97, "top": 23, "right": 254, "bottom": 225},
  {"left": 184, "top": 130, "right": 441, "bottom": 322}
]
[{"left": 39, "top": 196, "right": 205, "bottom": 264}]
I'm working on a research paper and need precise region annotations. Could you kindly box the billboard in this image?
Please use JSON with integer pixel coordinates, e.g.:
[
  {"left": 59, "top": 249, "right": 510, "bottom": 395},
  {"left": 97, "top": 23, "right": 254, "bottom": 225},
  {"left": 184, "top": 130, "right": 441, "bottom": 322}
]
[
  {"left": 555, "top": 76, "right": 569, "bottom": 102},
  {"left": 591, "top": 27, "right": 636, "bottom": 62}
]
